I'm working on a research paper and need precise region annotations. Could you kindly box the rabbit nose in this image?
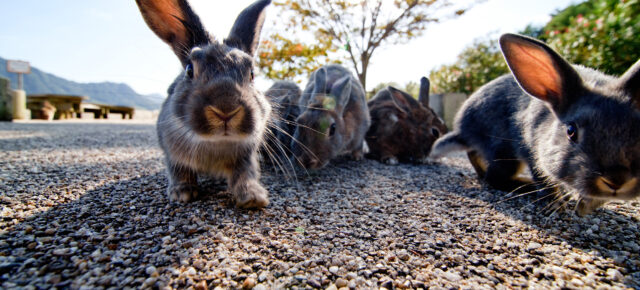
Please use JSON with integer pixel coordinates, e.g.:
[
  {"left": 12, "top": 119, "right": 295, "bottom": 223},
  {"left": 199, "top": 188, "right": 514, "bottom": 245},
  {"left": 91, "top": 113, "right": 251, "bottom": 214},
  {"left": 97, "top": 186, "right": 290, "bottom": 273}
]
[
  {"left": 598, "top": 166, "right": 635, "bottom": 193},
  {"left": 600, "top": 177, "right": 622, "bottom": 191},
  {"left": 205, "top": 105, "right": 244, "bottom": 127}
]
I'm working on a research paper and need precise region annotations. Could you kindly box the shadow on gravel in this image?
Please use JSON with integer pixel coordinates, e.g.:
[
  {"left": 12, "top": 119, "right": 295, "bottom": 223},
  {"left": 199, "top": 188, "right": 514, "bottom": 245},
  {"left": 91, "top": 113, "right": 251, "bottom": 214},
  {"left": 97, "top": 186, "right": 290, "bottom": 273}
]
[
  {"left": 0, "top": 166, "right": 277, "bottom": 288},
  {"left": 2, "top": 146, "right": 639, "bottom": 288},
  {"left": 0, "top": 123, "right": 157, "bottom": 151},
  {"left": 428, "top": 161, "right": 640, "bottom": 287}
]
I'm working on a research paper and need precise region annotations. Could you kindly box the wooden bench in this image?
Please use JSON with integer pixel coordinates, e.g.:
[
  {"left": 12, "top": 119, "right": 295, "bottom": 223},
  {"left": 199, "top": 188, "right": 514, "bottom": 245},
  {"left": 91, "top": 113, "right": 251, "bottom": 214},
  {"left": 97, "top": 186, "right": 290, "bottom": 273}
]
[
  {"left": 27, "top": 94, "right": 135, "bottom": 120},
  {"left": 27, "top": 94, "right": 86, "bottom": 119},
  {"left": 82, "top": 103, "right": 134, "bottom": 119}
]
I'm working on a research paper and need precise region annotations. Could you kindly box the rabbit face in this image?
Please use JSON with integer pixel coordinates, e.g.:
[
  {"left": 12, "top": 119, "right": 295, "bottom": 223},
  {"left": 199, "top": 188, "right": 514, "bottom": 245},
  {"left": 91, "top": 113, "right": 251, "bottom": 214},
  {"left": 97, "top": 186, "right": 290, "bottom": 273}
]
[
  {"left": 172, "top": 45, "right": 269, "bottom": 142},
  {"left": 292, "top": 99, "right": 343, "bottom": 169},
  {"left": 536, "top": 96, "right": 640, "bottom": 202},
  {"left": 292, "top": 67, "right": 366, "bottom": 169}
]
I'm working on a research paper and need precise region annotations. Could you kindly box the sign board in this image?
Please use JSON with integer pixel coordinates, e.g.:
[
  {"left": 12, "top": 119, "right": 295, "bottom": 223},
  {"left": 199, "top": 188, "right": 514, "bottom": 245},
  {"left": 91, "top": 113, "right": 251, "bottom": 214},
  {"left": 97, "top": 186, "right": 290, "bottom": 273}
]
[{"left": 7, "top": 60, "right": 31, "bottom": 74}]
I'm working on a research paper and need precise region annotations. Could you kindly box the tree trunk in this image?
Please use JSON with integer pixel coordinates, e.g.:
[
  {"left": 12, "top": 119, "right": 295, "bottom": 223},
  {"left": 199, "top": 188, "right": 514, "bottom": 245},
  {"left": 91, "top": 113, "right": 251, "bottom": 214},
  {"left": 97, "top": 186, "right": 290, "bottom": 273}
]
[
  {"left": 358, "top": 72, "right": 367, "bottom": 94},
  {"left": 359, "top": 52, "right": 370, "bottom": 94}
]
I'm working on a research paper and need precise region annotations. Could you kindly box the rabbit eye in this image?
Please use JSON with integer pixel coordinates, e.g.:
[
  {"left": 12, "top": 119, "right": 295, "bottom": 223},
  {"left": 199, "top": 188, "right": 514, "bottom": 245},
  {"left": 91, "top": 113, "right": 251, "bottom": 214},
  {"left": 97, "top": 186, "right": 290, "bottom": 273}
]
[
  {"left": 567, "top": 122, "right": 578, "bottom": 142},
  {"left": 185, "top": 63, "right": 194, "bottom": 79},
  {"left": 329, "top": 123, "right": 336, "bottom": 137},
  {"left": 250, "top": 70, "right": 254, "bottom": 81},
  {"left": 431, "top": 128, "right": 440, "bottom": 138}
]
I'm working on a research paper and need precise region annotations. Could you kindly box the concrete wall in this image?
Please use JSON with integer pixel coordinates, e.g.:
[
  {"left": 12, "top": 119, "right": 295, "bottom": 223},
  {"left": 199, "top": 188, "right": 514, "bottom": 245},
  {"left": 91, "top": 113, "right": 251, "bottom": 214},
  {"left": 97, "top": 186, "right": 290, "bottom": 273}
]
[{"left": 429, "top": 92, "right": 468, "bottom": 130}]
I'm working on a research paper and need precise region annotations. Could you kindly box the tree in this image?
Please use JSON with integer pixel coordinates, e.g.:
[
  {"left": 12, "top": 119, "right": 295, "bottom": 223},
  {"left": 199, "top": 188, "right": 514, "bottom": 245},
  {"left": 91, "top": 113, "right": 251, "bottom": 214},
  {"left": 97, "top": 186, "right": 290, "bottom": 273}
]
[
  {"left": 428, "top": 37, "right": 508, "bottom": 95},
  {"left": 369, "top": 80, "right": 420, "bottom": 100},
  {"left": 427, "top": 0, "right": 640, "bottom": 94},
  {"left": 257, "top": 33, "right": 341, "bottom": 83},
  {"left": 258, "top": 0, "right": 476, "bottom": 90}
]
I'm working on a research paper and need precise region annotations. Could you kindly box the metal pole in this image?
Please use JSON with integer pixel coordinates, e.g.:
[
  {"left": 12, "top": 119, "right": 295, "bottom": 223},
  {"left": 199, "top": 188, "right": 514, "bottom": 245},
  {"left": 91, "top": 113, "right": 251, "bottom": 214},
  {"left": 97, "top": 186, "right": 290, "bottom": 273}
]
[{"left": 18, "top": 73, "right": 23, "bottom": 90}]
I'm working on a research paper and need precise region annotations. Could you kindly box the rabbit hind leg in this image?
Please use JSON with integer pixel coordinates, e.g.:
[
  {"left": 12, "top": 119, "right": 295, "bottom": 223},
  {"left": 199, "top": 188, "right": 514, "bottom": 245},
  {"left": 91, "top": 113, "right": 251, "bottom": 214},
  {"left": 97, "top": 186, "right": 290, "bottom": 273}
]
[
  {"left": 467, "top": 150, "right": 488, "bottom": 179},
  {"left": 483, "top": 157, "right": 536, "bottom": 194}
]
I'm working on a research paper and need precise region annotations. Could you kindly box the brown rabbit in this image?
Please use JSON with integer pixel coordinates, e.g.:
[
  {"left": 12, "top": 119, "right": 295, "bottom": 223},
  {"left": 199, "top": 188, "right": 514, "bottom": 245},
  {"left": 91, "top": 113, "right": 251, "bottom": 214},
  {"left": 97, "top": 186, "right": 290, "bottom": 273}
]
[{"left": 366, "top": 77, "right": 447, "bottom": 165}]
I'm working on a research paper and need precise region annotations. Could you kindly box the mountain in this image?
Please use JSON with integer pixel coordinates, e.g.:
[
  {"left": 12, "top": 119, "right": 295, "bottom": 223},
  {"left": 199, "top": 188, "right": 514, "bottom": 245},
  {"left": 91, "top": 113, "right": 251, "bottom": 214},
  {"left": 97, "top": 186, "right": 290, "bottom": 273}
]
[{"left": 0, "top": 57, "right": 163, "bottom": 110}]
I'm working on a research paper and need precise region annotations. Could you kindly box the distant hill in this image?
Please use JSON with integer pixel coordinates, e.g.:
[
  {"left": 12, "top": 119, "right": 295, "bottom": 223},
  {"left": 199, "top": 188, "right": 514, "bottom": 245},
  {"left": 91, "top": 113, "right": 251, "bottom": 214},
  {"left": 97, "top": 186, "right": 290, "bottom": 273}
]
[{"left": 0, "top": 57, "right": 163, "bottom": 110}]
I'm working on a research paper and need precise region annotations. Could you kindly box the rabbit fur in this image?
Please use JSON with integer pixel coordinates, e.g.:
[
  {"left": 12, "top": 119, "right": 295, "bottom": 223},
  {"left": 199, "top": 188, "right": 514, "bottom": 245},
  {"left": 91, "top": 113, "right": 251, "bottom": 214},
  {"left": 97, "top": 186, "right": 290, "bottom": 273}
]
[
  {"left": 291, "top": 64, "right": 370, "bottom": 169},
  {"left": 431, "top": 33, "right": 640, "bottom": 216},
  {"left": 366, "top": 77, "right": 447, "bottom": 165},
  {"left": 263, "top": 80, "right": 302, "bottom": 158},
  {"left": 136, "top": 0, "right": 272, "bottom": 208}
]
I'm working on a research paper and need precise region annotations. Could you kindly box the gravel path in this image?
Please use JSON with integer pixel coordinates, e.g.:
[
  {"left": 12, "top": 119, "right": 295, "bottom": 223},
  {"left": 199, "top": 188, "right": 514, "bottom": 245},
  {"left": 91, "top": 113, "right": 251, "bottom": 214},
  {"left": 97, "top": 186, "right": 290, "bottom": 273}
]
[{"left": 1, "top": 121, "right": 639, "bottom": 289}]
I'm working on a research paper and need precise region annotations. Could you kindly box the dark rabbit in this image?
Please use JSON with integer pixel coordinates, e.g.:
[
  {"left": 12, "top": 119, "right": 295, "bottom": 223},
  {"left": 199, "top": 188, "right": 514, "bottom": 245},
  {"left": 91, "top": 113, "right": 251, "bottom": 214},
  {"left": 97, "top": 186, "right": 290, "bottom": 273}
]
[
  {"left": 291, "top": 64, "right": 370, "bottom": 169},
  {"left": 366, "top": 77, "right": 447, "bottom": 165},
  {"left": 431, "top": 33, "right": 640, "bottom": 216},
  {"left": 263, "top": 80, "right": 302, "bottom": 157},
  {"left": 136, "top": 0, "right": 272, "bottom": 208}
]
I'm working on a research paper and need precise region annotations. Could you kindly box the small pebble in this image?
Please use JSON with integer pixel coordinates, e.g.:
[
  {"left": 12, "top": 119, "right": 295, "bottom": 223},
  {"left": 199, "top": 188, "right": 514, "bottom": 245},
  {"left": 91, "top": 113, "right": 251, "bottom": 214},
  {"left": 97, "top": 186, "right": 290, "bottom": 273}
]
[{"left": 329, "top": 266, "right": 339, "bottom": 275}]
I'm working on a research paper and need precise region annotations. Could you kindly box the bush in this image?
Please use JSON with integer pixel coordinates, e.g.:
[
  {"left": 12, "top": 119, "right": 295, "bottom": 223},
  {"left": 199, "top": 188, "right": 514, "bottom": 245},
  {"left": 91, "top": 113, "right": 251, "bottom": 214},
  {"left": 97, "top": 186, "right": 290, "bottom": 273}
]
[
  {"left": 428, "top": 37, "right": 509, "bottom": 95},
  {"left": 545, "top": 0, "right": 640, "bottom": 75}
]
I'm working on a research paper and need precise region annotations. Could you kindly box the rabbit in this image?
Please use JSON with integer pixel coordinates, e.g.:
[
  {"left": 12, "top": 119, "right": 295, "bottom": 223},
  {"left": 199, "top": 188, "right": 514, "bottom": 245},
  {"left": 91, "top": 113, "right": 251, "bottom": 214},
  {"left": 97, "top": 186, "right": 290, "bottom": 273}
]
[
  {"left": 136, "top": 0, "right": 272, "bottom": 208},
  {"left": 263, "top": 80, "right": 302, "bottom": 158},
  {"left": 430, "top": 33, "right": 640, "bottom": 216},
  {"left": 291, "top": 64, "right": 370, "bottom": 169},
  {"left": 366, "top": 77, "right": 447, "bottom": 165}
]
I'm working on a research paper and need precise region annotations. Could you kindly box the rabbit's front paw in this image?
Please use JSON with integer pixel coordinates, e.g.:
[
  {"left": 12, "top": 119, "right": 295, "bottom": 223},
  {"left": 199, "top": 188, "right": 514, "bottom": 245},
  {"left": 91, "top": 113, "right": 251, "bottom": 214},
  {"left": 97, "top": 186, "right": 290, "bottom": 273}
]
[
  {"left": 234, "top": 180, "right": 269, "bottom": 209},
  {"left": 383, "top": 156, "right": 399, "bottom": 165},
  {"left": 168, "top": 183, "right": 199, "bottom": 203},
  {"left": 351, "top": 150, "right": 364, "bottom": 161},
  {"left": 576, "top": 198, "right": 606, "bottom": 216}
]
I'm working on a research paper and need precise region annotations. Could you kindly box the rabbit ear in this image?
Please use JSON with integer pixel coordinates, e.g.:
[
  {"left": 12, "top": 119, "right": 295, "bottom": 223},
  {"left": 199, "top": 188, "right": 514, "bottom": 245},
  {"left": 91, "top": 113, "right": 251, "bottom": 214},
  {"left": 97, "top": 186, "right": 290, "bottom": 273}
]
[
  {"left": 136, "top": 0, "right": 211, "bottom": 66},
  {"left": 618, "top": 59, "right": 640, "bottom": 106},
  {"left": 500, "top": 33, "right": 583, "bottom": 113},
  {"left": 312, "top": 67, "right": 328, "bottom": 95},
  {"left": 332, "top": 76, "right": 352, "bottom": 113},
  {"left": 418, "top": 77, "right": 430, "bottom": 108},
  {"left": 388, "top": 86, "right": 411, "bottom": 114},
  {"left": 224, "top": 0, "right": 271, "bottom": 56}
]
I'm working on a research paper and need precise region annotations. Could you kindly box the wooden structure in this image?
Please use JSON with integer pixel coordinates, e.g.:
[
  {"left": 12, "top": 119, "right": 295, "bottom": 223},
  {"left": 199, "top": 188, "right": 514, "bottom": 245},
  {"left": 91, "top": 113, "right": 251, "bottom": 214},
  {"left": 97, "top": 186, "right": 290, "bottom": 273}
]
[
  {"left": 27, "top": 94, "right": 86, "bottom": 119},
  {"left": 81, "top": 103, "right": 134, "bottom": 119},
  {"left": 27, "top": 94, "right": 135, "bottom": 120}
]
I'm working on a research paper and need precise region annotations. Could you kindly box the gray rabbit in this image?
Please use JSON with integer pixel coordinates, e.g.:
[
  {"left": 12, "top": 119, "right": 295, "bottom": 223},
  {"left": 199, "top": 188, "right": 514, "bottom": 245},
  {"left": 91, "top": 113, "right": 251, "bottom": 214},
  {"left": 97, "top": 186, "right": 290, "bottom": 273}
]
[
  {"left": 291, "top": 64, "right": 370, "bottom": 169},
  {"left": 431, "top": 33, "right": 640, "bottom": 216},
  {"left": 136, "top": 0, "right": 272, "bottom": 208},
  {"left": 366, "top": 77, "right": 447, "bottom": 165},
  {"left": 264, "top": 81, "right": 302, "bottom": 158}
]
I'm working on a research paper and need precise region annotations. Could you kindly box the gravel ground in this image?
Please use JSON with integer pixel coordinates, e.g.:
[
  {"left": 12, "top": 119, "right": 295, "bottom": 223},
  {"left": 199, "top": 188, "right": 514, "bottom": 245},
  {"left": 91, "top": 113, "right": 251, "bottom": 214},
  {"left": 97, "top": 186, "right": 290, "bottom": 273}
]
[{"left": 1, "top": 120, "right": 639, "bottom": 289}]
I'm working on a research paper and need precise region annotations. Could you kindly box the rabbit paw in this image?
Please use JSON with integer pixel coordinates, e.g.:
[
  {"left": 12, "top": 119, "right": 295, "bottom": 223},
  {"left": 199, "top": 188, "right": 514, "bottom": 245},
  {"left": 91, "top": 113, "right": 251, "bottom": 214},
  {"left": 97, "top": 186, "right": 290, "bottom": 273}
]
[
  {"left": 383, "top": 156, "right": 399, "bottom": 165},
  {"left": 576, "top": 198, "right": 606, "bottom": 216},
  {"left": 351, "top": 150, "right": 364, "bottom": 161},
  {"left": 234, "top": 180, "right": 269, "bottom": 209},
  {"left": 167, "top": 183, "right": 199, "bottom": 203},
  {"left": 416, "top": 156, "right": 430, "bottom": 164}
]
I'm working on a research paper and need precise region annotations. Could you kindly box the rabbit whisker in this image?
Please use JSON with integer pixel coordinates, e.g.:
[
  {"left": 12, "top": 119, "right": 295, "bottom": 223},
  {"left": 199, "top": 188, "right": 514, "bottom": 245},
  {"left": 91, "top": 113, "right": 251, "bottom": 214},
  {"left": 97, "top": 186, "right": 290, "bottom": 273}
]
[
  {"left": 267, "top": 124, "right": 319, "bottom": 174},
  {"left": 261, "top": 130, "right": 302, "bottom": 181},
  {"left": 498, "top": 182, "right": 552, "bottom": 203}
]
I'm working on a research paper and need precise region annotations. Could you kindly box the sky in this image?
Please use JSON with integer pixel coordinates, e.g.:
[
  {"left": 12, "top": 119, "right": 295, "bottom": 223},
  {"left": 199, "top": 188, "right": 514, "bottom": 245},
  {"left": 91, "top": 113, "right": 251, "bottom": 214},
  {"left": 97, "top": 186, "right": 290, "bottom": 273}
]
[{"left": 0, "top": 0, "right": 577, "bottom": 96}]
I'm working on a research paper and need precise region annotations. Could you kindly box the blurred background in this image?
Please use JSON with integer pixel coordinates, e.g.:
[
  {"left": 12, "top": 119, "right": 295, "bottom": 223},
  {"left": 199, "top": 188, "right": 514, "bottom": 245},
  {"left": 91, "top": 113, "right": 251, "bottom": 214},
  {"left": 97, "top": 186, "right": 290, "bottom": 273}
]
[{"left": 0, "top": 0, "right": 637, "bottom": 121}]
